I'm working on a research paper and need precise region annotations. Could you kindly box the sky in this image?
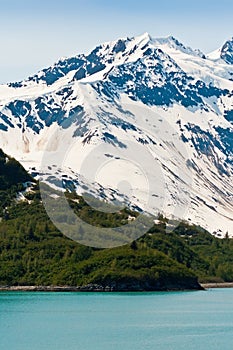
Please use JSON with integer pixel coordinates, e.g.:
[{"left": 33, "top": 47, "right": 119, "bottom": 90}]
[{"left": 0, "top": 0, "right": 232, "bottom": 83}]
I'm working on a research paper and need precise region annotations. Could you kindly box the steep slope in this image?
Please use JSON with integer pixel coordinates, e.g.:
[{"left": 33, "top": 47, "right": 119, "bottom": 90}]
[
  {"left": 0, "top": 149, "right": 32, "bottom": 190},
  {"left": 1, "top": 169, "right": 233, "bottom": 288},
  {"left": 0, "top": 33, "right": 232, "bottom": 237},
  {"left": 0, "top": 154, "right": 202, "bottom": 290},
  {"left": 0, "top": 148, "right": 34, "bottom": 219},
  {"left": 208, "top": 37, "right": 233, "bottom": 66}
]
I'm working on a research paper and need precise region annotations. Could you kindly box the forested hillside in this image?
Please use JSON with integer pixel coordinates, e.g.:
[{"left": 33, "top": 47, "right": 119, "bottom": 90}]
[{"left": 0, "top": 150, "right": 233, "bottom": 290}]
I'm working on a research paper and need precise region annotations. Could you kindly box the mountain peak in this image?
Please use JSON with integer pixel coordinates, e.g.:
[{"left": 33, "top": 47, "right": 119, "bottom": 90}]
[
  {"left": 138, "top": 32, "right": 152, "bottom": 40},
  {"left": 7, "top": 32, "right": 208, "bottom": 89},
  {"left": 151, "top": 34, "right": 182, "bottom": 46},
  {"left": 151, "top": 35, "right": 205, "bottom": 58},
  {"left": 220, "top": 37, "right": 233, "bottom": 64},
  {"left": 132, "top": 32, "right": 152, "bottom": 47}
]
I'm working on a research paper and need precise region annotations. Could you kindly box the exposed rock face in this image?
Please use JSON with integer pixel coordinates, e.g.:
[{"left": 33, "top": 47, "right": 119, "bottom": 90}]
[{"left": 221, "top": 37, "right": 233, "bottom": 64}]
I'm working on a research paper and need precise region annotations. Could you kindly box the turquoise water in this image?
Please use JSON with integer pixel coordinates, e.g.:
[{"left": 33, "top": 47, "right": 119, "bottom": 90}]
[{"left": 1, "top": 289, "right": 233, "bottom": 350}]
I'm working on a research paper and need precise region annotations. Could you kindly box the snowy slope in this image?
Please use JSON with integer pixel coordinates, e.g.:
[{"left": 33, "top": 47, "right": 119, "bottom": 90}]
[{"left": 0, "top": 33, "right": 232, "bottom": 237}]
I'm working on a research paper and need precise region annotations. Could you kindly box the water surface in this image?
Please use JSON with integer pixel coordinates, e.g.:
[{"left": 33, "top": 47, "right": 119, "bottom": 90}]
[{"left": 1, "top": 289, "right": 233, "bottom": 350}]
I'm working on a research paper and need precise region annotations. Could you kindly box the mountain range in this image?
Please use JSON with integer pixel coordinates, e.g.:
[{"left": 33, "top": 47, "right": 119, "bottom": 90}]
[{"left": 0, "top": 32, "right": 232, "bottom": 237}]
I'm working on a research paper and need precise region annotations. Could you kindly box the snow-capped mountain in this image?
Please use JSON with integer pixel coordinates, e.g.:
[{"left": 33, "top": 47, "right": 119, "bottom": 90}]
[
  {"left": 208, "top": 37, "right": 233, "bottom": 65},
  {"left": 0, "top": 32, "right": 232, "bottom": 237}
]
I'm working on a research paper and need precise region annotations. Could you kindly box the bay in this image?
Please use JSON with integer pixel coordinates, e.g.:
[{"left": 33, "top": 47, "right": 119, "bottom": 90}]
[{"left": 1, "top": 289, "right": 233, "bottom": 350}]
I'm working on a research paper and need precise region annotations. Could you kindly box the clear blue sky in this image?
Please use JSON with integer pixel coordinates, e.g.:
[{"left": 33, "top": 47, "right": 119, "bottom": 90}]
[{"left": 0, "top": 0, "right": 232, "bottom": 83}]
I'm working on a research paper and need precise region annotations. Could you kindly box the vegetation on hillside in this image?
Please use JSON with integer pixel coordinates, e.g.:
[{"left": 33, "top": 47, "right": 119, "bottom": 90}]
[{"left": 0, "top": 149, "right": 232, "bottom": 290}]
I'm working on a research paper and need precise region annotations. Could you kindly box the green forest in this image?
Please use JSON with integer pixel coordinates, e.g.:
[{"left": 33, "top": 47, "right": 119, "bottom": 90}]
[{"left": 0, "top": 149, "right": 233, "bottom": 290}]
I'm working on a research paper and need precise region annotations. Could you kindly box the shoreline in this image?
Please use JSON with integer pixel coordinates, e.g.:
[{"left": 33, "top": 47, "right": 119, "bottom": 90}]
[
  {"left": 0, "top": 284, "right": 202, "bottom": 292},
  {"left": 200, "top": 282, "right": 233, "bottom": 289},
  {"left": 0, "top": 285, "right": 113, "bottom": 292},
  {"left": 1, "top": 283, "right": 233, "bottom": 292}
]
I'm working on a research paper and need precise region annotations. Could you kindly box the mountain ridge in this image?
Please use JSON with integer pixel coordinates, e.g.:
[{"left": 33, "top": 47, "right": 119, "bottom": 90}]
[
  {"left": 0, "top": 33, "right": 232, "bottom": 237},
  {"left": 6, "top": 33, "right": 233, "bottom": 88}
]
